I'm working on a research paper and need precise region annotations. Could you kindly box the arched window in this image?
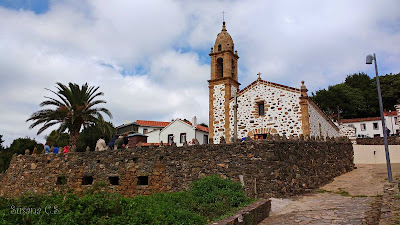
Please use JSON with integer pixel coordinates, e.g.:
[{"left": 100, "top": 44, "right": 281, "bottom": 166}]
[
  {"left": 218, "top": 44, "right": 222, "bottom": 51},
  {"left": 216, "top": 58, "right": 223, "bottom": 78}
]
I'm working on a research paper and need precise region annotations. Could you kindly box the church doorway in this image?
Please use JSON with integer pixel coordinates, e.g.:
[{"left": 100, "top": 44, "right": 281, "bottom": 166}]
[{"left": 254, "top": 133, "right": 268, "bottom": 140}]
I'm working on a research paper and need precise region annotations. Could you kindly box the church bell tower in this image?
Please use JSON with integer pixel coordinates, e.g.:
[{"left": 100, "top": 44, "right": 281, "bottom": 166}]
[{"left": 208, "top": 21, "right": 240, "bottom": 144}]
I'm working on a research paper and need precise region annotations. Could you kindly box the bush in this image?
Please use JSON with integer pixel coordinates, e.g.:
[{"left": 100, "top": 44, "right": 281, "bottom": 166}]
[
  {"left": 189, "top": 175, "right": 253, "bottom": 219},
  {"left": 0, "top": 175, "right": 253, "bottom": 224}
]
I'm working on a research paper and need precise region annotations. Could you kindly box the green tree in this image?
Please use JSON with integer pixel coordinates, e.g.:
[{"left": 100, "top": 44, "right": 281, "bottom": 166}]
[
  {"left": 376, "top": 73, "right": 400, "bottom": 110},
  {"left": 0, "top": 151, "right": 12, "bottom": 172},
  {"left": 312, "top": 83, "right": 366, "bottom": 119},
  {"left": 45, "top": 130, "right": 69, "bottom": 147},
  {"left": 199, "top": 122, "right": 208, "bottom": 127},
  {"left": 27, "top": 83, "right": 112, "bottom": 152},
  {"left": 312, "top": 72, "right": 400, "bottom": 119},
  {"left": 0, "top": 137, "right": 44, "bottom": 172},
  {"left": 0, "top": 135, "right": 11, "bottom": 172},
  {"left": 77, "top": 120, "right": 115, "bottom": 152},
  {"left": 0, "top": 135, "right": 4, "bottom": 151},
  {"left": 8, "top": 137, "right": 44, "bottom": 155}
]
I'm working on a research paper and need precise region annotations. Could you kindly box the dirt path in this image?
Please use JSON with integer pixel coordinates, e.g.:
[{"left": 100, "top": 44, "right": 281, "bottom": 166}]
[{"left": 260, "top": 164, "right": 400, "bottom": 224}]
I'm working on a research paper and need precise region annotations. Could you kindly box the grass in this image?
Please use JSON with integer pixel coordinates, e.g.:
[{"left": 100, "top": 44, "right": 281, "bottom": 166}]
[{"left": 0, "top": 175, "right": 255, "bottom": 225}]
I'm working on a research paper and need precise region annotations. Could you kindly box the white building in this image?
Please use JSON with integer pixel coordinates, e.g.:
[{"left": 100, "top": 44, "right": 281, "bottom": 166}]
[
  {"left": 395, "top": 105, "right": 400, "bottom": 129},
  {"left": 116, "top": 120, "right": 170, "bottom": 135},
  {"left": 136, "top": 120, "right": 170, "bottom": 134},
  {"left": 385, "top": 111, "right": 399, "bottom": 135},
  {"left": 146, "top": 117, "right": 209, "bottom": 147},
  {"left": 341, "top": 111, "right": 399, "bottom": 138}
]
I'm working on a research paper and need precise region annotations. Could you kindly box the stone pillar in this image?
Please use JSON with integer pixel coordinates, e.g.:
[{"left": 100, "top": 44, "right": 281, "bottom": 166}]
[{"left": 300, "top": 81, "right": 310, "bottom": 136}]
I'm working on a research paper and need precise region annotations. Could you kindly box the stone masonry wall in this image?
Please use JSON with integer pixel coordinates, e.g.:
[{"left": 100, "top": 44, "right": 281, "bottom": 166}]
[
  {"left": 339, "top": 125, "right": 356, "bottom": 140},
  {"left": 308, "top": 101, "right": 340, "bottom": 138},
  {"left": 212, "top": 84, "right": 226, "bottom": 144},
  {"left": 356, "top": 136, "right": 400, "bottom": 145},
  {"left": 0, "top": 139, "right": 353, "bottom": 198},
  {"left": 229, "top": 81, "right": 303, "bottom": 139}
]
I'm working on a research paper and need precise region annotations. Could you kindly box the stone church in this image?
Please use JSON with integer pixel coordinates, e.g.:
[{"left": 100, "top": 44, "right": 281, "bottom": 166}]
[{"left": 208, "top": 22, "right": 340, "bottom": 144}]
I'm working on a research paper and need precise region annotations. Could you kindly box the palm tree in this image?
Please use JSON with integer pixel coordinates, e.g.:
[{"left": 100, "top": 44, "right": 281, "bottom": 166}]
[{"left": 27, "top": 82, "right": 112, "bottom": 152}]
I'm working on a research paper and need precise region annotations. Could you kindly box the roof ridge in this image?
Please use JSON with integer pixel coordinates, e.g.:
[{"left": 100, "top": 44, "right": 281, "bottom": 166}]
[{"left": 237, "top": 79, "right": 300, "bottom": 95}]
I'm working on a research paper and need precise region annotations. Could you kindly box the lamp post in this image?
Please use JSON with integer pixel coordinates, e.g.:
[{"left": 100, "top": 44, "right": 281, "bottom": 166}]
[{"left": 366, "top": 53, "right": 393, "bottom": 183}]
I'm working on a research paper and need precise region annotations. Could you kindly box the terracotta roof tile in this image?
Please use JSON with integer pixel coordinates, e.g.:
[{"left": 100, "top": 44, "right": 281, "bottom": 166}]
[
  {"left": 137, "top": 143, "right": 168, "bottom": 147},
  {"left": 384, "top": 111, "right": 397, "bottom": 116},
  {"left": 196, "top": 124, "right": 209, "bottom": 133},
  {"left": 136, "top": 120, "right": 170, "bottom": 127},
  {"left": 180, "top": 119, "right": 209, "bottom": 133},
  {"left": 341, "top": 117, "right": 381, "bottom": 123}
]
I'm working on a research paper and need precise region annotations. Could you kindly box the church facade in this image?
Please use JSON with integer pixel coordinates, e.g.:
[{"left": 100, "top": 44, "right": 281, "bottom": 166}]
[{"left": 208, "top": 22, "right": 340, "bottom": 144}]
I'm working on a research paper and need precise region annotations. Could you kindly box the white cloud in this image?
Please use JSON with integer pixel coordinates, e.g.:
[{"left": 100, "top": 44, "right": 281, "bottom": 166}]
[{"left": 0, "top": 0, "right": 400, "bottom": 146}]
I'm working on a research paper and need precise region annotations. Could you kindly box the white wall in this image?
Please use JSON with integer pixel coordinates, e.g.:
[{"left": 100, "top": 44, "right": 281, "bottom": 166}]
[
  {"left": 344, "top": 120, "right": 382, "bottom": 138},
  {"left": 386, "top": 115, "right": 399, "bottom": 135},
  {"left": 354, "top": 145, "right": 400, "bottom": 164},
  {"left": 195, "top": 129, "right": 209, "bottom": 145},
  {"left": 343, "top": 115, "right": 399, "bottom": 138},
  {"left": 138, "top": 126, "right": 162, "bottom": 134},
  {"left": 145, "top": 130, "right": 160, "bottom": 143},
  {"left": 160, "top": 120, "right": 196, "bottom": 147}
]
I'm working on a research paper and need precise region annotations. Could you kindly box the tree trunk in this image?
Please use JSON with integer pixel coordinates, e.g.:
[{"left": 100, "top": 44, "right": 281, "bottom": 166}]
[{"left": 69, "top": 130, "right": 79, "bottom": 152}]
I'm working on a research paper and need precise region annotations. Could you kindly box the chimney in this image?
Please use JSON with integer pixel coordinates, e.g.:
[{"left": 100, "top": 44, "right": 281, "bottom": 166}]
[{"left": 192, "top": 116, "right": 197, "bottom": 128}]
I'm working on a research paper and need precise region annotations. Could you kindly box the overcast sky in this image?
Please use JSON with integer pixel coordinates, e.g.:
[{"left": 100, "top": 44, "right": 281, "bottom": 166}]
[{"left": 0, "top": 0, "right": 399, "bottom": 146}]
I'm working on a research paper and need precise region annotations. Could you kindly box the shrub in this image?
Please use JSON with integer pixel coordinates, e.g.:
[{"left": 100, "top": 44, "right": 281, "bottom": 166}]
[
  {"left": 0, "top": 175, "right": 253, "bottom": 224},
  {"left": 189, "top": 174, "right": 253, "bottom": 219}
]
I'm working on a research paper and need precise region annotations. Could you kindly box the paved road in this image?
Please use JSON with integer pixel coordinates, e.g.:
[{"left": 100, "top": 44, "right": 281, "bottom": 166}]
[{"left": 260, "top": 164, "right": 400, "bottom": 224}]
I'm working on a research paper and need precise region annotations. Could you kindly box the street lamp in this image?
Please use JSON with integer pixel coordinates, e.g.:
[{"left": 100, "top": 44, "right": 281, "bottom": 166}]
[{"left": 366, "top": 53, "right": 393, "bottom": 183}]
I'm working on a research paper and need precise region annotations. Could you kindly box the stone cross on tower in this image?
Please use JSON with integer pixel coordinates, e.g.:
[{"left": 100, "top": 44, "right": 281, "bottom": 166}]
[{"left": 257, "top": 72, "right": 261, "bottom": 80}]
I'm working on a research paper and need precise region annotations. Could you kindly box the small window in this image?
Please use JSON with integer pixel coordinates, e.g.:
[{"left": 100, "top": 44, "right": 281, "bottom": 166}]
[
  {"left": 180, "top": 133, "right": 186, "bottom": 143},
  {"left": 82, "top": 176, "right": 93, "bottom": 185},
  {"left": 258, "top": 102, "right": 265, "bottom": 116},
  {"left": 168, "top": 134, "right": 174, "bottom": 144},
  {"left": 143, "top": 128, "right": 148, "bottom": 134},
  {"left": 374, "top": 134, "right": 380, "bottom": 137},
  {"left": 56, "top": 176, "right": 67, "bottom": 185},
  {"left": 109, "top": 176, "right": 119, "bottom": 185},
  {"left": 137, "top": 176, "right": 149, "bottom": 186},
  {"left": 373, "top": 122, "right": 379, "bottom": 130},
  {"left": 395, "top": 117, "right": 398, "bottom": 125},
  {"left": 218, "top": 44, "right": 221, "bottom": 51},
  {"left": 360, "top": 123, "right": 366, "bottom": 131},
  {"left": 204, "top": 135, "right": 208, "bottom": 144}
]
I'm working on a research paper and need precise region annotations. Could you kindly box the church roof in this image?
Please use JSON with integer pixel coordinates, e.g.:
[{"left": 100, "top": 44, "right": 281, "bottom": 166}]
[{"left": 236, "top": 78, "right": 300, "bottom": 98}]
